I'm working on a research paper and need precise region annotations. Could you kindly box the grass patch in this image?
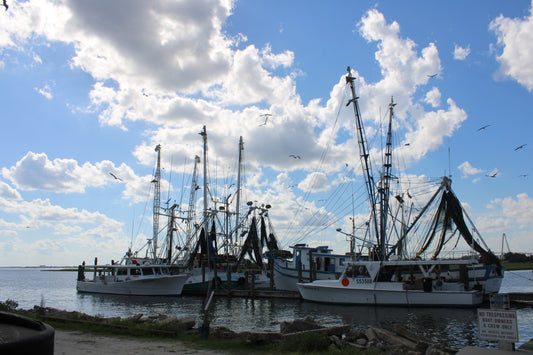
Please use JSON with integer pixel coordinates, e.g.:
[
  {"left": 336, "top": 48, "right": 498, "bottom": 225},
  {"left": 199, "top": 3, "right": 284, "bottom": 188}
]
[{"left": 502, "top": 262, "right": 533, "bottom": 271}]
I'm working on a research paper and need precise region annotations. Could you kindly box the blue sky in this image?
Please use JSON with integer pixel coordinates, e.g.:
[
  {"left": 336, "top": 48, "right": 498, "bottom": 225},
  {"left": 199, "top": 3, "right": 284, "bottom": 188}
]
[{"left": 0, "top": 0, "right": 532, "bottom": 266}]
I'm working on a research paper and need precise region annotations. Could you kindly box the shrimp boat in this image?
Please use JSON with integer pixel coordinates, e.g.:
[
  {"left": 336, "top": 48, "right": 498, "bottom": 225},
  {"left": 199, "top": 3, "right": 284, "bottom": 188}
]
[
  {"left": 296, "top": 68, "right": 503, "bottom": 306},
  {"left": 77, "top": 145, "right": 190, "bottom": 296},
  {"left": 76, "top": 263, "right": 189, "bottom": 296},
  {"left": 297, "top": 259, "right": 483, "bottom": 306}
]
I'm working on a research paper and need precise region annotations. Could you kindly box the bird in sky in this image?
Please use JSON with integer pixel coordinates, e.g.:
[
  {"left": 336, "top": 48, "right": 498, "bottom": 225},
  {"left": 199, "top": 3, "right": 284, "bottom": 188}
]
[
  {"left": 289, "top": 154, "right": 301, "bottom": 159},
  {"left": 427, "top": 73, "right": 438, "bottom": 78},
  {"left": 258, "top": 113, "right": 272, "bottom": 126},
  {"left": 519, "top": 174, "right": 529, "bottom": 178},
  {"left": 514, "top": 144, "right": 527, "bottom": 151},
  {"left": 486, "top": 172, "right": 498, "bottom": 178},
  {"left": 109, "top": 172, "right": 123, "bottom": 181},
  {"left": 477, "top": 124, "right": 491, "bottom": 132}
]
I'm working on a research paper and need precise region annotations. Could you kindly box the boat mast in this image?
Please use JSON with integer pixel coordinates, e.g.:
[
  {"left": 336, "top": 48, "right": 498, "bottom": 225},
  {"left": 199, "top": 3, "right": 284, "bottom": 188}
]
[
  {"left": 152, "top": 144, "right": 162, "bottom": 260},
  {"left": 234, "top": 136, "right": 243, "bottom": 251},
  {"left": 346, "top": 67, "right": 380, "bottom": 258},
  {"left": 379, "top": 97, "right": 395, "bottom": 259}
]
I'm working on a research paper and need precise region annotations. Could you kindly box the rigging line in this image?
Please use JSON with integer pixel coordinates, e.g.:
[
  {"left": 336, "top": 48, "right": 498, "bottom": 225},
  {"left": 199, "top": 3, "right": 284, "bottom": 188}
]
[
  {"left": 292, "top": 194, "right": 366, "bottom": 245},
  {"left": 288, "top": 174, "right": 353, "bottom": 242},
  {"left": 133, "top": 176, "right": 154, "bottom": 247},
  {"left": 285, "top": 168, "right": 365, "bottom": 246},
  {"left": 284, "top": 85, "right": 349, "bottom": 238}
]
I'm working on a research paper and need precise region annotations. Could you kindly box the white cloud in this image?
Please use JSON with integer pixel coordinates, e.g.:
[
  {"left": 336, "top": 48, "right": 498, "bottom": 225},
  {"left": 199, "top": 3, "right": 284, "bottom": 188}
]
[
  {"left": 0, "top": 181, "right": 21, "bottom": 200},
  {"left": 476, "top": 193, "right": 533, "bottom": 252},
  {"left": 458, "top": 161, "right": 484, "bottom": 177},
  {"left": 453, "top": 44, "right": 471, "bottom": 60},
  {"left": 1, "top": 152, "right": 139, "bottom": 196},
  {"left": 424, "top": 87, "right": 441, "bottom": 107},
  {"left": 298, "top": 172, "right": 331, "bottom": 193},
  {"left": 403, "top": 98, "right": 467, "bottom": 160},
  {"left": 35, "top": 83, "right": 53, "bottom": 99},
  {"left": 490, "top": 3, "right": 533, "bottom": 91},
  {"left": 0, "top": 197, "right": 128, "bottom": 265}
]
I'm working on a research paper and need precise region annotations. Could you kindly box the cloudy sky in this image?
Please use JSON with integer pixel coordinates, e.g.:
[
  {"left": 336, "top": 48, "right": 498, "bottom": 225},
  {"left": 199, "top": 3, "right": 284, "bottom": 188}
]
[{"left": 0, "top": 0, "right": 532, "bottom": 266}]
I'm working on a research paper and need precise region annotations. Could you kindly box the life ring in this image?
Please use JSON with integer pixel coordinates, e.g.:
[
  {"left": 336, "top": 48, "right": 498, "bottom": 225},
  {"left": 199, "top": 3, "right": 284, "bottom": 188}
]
[{"left": 341, "top": 278, "right": 349, "bottom": 287}]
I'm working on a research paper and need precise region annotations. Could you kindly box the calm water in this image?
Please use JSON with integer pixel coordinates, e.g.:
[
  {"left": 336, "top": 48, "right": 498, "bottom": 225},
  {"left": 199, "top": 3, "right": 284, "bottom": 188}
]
[{"left": 1, "top": 268, "right": 532, "bottom": 348}]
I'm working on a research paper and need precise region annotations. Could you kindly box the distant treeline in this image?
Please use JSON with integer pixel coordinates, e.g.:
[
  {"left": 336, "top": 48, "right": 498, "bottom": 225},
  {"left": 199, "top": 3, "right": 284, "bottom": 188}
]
[{"left": 503, "top": 252, "right": 533, "bottom": 263}]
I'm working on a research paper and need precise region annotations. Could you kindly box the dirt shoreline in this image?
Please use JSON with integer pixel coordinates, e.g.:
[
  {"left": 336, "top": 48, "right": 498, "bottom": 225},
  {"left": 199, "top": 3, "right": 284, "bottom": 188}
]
[{"left": 54, "top": 330, "right": 224, "bottom": 355}]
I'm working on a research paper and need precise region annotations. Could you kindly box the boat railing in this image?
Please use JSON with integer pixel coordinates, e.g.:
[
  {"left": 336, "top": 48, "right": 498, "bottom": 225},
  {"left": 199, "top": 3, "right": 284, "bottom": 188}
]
[{"left": 403, "top": 250, "right": 479, "bottom": 261}]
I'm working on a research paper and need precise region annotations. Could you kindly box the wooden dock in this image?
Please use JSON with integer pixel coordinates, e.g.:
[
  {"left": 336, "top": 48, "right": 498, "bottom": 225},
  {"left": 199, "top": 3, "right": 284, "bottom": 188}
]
[{"left": 182, "top": 288, "right": 300, "bottom": 299}]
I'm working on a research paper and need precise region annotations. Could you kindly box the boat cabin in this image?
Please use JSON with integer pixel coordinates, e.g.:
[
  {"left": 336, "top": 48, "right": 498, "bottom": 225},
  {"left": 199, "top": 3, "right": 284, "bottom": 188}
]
[
  {"left": 77, "top": 264, "right": 172, "bottom": 282},
  {"left": 287, "top": 244, "right": 349, "bottom": 273}
]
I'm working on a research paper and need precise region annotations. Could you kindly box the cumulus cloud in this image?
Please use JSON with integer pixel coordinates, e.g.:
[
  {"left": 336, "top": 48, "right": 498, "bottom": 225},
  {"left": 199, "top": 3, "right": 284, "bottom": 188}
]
[
  {"left": 0, "top": 196, "right": 128, "bottom": 265},
  {"left": 490, "top": 3, "right": 533, "bottom": 90},
  {"left": 1, "top": 152, "right": 139, "bottom": 196},
  {"left": 0, "top": 181, "right": 21, "bottom": 200},
  {"left": 476, "top": 193, "right": 533, "bottom": 252},
  {"left": 298, "top": 172, "right": 331, "bottom": 193},
  {"left": 403, "top": 98, "right": 467, "bottom": 160},
  {"left": 424, "top": 87, "right": 441, "bottom": 107},
  {"left": 458, "top": 161, "right": 484, "bottom": 177},
  {"left": 453, "top": 44, "right": 471, "bottom": 60}
]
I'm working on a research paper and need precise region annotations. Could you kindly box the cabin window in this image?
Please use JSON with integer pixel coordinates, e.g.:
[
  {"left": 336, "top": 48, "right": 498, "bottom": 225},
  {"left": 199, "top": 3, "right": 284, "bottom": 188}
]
[
  {"left": 345, "top": 265, "right": 370, "bottom": 278},
  {"left": 117, "top": 268, "right": 127, "bottom": 276},
  {"left": 131, "top": 268, "right": 141, "bottom": 276},
  {"left": 142, "top": 267, "right": 154, "bottom": 276},
  {"left": 339, "top": 259, "right": 345, "bottom": 266}
]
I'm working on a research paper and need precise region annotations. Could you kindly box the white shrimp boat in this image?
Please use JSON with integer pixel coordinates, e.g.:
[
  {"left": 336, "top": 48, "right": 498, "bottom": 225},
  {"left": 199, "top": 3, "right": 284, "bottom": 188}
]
[
  {"left": 296, "top": 68, "right": 503, "bottom": 306},
  {"left": 297, "top": 259, "right": 483, "bottom": 307},
  {"left": 76, "top": 264, "right": 189, "bottom": 296}
]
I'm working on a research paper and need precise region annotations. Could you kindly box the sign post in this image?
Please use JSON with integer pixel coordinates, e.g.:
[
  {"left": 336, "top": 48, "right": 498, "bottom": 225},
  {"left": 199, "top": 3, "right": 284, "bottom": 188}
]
[{"left": 478, "top": 294, "right": 518, "bottom": 351}]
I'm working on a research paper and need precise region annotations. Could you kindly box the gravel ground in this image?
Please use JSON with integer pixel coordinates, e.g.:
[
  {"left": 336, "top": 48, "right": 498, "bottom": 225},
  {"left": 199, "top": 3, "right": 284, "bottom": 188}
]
[{"left": 54, "top": 330, "right": 225, "bottom": 355}]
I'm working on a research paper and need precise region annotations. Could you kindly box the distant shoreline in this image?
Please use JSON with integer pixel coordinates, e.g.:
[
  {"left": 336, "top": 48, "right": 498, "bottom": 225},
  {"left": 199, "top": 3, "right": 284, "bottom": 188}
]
[{"left": 1, "top": 261, "right": 532, "bottom": 271}]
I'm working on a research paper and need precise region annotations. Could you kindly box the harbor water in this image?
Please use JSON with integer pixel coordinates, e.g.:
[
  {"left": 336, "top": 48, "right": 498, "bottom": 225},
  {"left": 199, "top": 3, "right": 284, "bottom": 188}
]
[{"left": 1, "top": 268, "right": 532, "bottom": 348}]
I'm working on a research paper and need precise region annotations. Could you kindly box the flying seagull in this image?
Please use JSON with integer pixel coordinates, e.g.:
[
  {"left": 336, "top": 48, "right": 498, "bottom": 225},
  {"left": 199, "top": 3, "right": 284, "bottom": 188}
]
[
  {"left": 514, "top": 144, "right": 527, "bottom": 151},
  {"left": 2, "top": 0, "right": 7, "bottom": 11},
  {"left": 477, "top": 124, "right": 491, "bottom": 132},
  {"left": 289, "top": 154, "right": 301, "bottom": 159},
  {"left": 427, "top": 73, "right": 438, "bottom": 78},
  {"left": 258, "top": 114, "right": 272, "bottom": 126},
  {"left": 109, "top": 172, "right": 123, "bottom": 181},
  {"left": 486, "top": 172, "right": 498, "bottom": 178}
]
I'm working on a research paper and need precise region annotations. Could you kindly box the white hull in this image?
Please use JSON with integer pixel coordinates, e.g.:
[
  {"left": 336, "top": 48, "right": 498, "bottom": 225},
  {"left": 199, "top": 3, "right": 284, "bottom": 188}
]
[
  {"left": 77, "top": 274, "right": 189, "bottom": 296},
  {"left": 297, "top": 281, "right": 483, "bottom": 307}
]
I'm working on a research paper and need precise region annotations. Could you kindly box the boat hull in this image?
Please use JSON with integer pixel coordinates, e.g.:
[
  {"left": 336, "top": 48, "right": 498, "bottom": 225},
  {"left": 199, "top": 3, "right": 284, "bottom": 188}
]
[
  {"left": 76, "top": 274, "right": 189, "bottom": 296},
  {"left": 296, "top": 282, "right": 483, "bottom": 307}
]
